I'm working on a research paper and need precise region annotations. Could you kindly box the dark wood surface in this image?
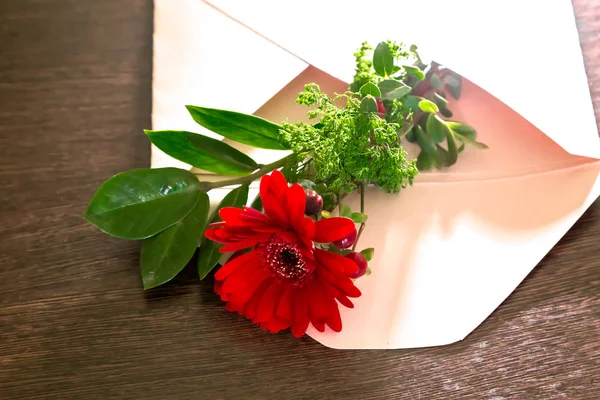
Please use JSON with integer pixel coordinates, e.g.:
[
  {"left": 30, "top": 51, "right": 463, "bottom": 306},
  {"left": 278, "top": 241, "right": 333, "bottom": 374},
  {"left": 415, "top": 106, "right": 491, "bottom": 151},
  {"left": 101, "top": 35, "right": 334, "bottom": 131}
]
[{"left": 1, "top": 1, "right": 599, "bottom": 399}]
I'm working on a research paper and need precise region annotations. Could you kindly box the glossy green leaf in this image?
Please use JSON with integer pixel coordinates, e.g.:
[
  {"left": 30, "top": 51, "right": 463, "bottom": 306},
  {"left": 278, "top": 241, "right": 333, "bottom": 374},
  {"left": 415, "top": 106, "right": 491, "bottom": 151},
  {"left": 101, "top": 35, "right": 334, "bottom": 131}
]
[
  {"left": 416, "top": 150, "right": 435, "bottom": 171},
  {"left": 360, "top": 247, "right": 374, "bottom": 262},
  {"left": 373, "top": 42, "right": 394, "bottom": 77},
  {"left": 404, "top": 95, "right": 421, "bottom": 112},
  {"left": 436, "top": 145, "right": 451, "bottom": 168},
  {"left": 455, "top": 133, "right": 489, "bottom": 149},
  {"left": 439, "top": 106, "right": 454, "bottom": 118},
  {"left": 360, "top": 82, "right": 381, "bottom": 97},
  {"left": 340, "top": 203, "right": 352, "bottom": 218},
  {"left": 186, "top": 105, "right": 288, "bottom": 150},
  {"left": 431, "top": 73, "right": 443, "bottom": 89},
  {"left": 403, "top": 65, "right": 425, "bottom": 80},
  {"left": 140, "top": 191, "right": 210, "bottom": 289},
  {"left": 322, "top": 193, "right": 336, "bottom": 212},
  {"left": 350, "top": 212, "right": 368, "bottom": 224},
  {"left": 85, "top": 168, "right": 201, "bottom": 240},
  {"left": 458, "top": 142, "right": 466, "bottom": 153},
  {"left": 426, "top": 113, "right": 450, "bottom": 143},
  {"left": 250, "top": 194, "right": 263, "bottom": 212},
  {"left": 298, "top": 179, "right": 316, "bottom": 190},
  {"left": 197, "top": 185, "right": 249, "bottom": 279},
  {"left": 360, "top": 96, "right": 378, "bottom": 114},
  {"left": 446, "top": 131, "right": 459, "bottom": 166},
  {"left": 378, "top": 80, "right": 411, "bottom": 100},
  {"left": 433, "top": 93, "right": 448, "bottom": 107},
  {"left": 415, "top": 125, "right": 437, "bottom": 157},
  {"left": 444, "top": 74, "right": 462, "bottom": 99},
  {"left": 145, "top": 130, "right": 257, "bottom": 176},
  {"left": 418, "top": 99, "right": 439, "bottom": 113},
  {"left": 405, "top": 126, "right": 417, "bottom": 143},
  {"left": 446, "top": 122, "right": 477, "bottom": 140}
]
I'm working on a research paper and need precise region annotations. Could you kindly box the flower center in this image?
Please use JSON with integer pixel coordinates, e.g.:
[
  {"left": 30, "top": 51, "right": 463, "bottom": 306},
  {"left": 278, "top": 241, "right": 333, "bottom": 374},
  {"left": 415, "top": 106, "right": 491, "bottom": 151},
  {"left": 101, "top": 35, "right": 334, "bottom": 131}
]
[{"left": 256, "top": 235, "right": 315, "bottom": 287}]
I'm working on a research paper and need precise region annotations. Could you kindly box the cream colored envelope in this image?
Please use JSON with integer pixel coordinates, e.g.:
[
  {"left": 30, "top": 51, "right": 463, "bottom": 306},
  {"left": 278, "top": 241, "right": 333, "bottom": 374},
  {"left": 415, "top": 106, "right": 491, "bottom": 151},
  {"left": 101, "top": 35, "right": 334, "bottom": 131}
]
[{"left": 152, "top": 0, "right": 600, "bottom": 349}]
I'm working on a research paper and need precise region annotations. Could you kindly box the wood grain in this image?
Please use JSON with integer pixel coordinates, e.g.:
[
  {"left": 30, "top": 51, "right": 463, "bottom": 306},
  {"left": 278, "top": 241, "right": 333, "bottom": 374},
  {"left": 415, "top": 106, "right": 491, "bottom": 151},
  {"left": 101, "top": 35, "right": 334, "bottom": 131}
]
[{"left": 0, "top": 1, "right": 598, "bottom": 399}]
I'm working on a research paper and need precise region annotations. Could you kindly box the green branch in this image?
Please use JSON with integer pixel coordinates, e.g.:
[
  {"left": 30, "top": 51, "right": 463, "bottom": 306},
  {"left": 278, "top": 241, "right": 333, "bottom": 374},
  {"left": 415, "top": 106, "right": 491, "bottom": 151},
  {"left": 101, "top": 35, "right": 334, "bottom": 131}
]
[{"left": 198, "top": 153, "right": 296, "bottom": 191}]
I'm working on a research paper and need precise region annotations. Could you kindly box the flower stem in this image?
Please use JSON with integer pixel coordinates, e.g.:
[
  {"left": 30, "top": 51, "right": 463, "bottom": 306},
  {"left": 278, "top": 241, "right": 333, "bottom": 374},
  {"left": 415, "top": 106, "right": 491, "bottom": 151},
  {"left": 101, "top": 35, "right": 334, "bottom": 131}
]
[
  {"left": 199, "top": 153, "right": 296, "bottom": 191},
  {"left": 352, "top": 182, "right": 366, "bottom": 251}
]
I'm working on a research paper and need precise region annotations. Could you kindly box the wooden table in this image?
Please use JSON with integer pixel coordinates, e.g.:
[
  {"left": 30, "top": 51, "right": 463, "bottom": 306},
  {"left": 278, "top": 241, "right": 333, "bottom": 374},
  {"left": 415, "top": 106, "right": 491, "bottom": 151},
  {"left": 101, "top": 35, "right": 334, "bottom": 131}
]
[{"left": 1, "top": 1, "right": 599, "bottom": 399}]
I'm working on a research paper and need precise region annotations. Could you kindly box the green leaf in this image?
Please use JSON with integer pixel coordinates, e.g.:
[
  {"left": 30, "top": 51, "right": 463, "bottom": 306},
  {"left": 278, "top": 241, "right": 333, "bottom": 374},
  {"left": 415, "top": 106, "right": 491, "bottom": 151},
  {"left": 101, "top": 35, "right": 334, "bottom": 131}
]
[
  {"left": 378, "top": 80, "right": 411, "bottom": 100},
  {"left": 360, "top": 82, "right": 381, "bottom": 97},
  {"left": 350, "top": 212, "right": 368, "bottom": 224},
  {"left": 436, "top": 145, "right": 451, "bottom": 168},
  {"left": 416, "top": 150, "right": 435, "bottom": 171},
  {"left": 415, "top": 125, "right": 437, "bottom": 157},
  {"left": 418, "top": 99, "right": 439, "bottom": 113},
  {"left": 85, "top": 168, "right": 201, "bottom": 240},
  {"left": 298, "top": 179, "right": 316, "bottom": 190},
  {"left": 321, "top": 210, "right": 333, "bottom": 219},
  {"left": 197, "top": 185, "right": 250, "bottom": 280},
  {"left": 340, "top": 203, "right": 352, "bottom": 218},
  {"left": 140, "top": 191, "right": 210, "bottom": 289},
  {"left": 458, "top": 142, "right": 466, "bottom": 153},
  {"left": 360, "top": 96, "right": 378, "bottom": 114},
  {"left": 360, "top": 247, "right": 374, "bottom": 262},
  {"left": 446, "top": 131, "right": 459, "bottom": 166},
  {"left": 373, "top": 42, "right": 394, "bottom": 77},
  {"left": 444, "top": 74, "right": 462, "bottom": 99},
  {"left": 250, "top": 194, "right": 263, "bottom": 211},
  {"left": 405, "top": 126, "right": 417, "bottom": 143},
  {"left": 403, "top": 65, "right": 425, "bottom": 80},
  {"left": 455, "top": 133, "right": 489, "bottom": 149},
  {"left": 446, "top": 122, "right": 477, "bottom": 140},
  {"left": 145, "top": 130, "right": 258, "bottom": 176},
  {"left": 426, "top": 113, "right": 450, "bottom": 143},
  {"left": 404, "top": 95, "right": 421, "bottom": 112},
  {"left": 433, "top": 93, "right": 448, "bottom": 108},
  {"left": 431, "top": 73, "right": 443, "bottom": 89},
  {"left": 186, "top": 105, "right": 288, "bottom": 150},
  {"left": 439, "top": 106, "right": 454, "bottom": 118}
]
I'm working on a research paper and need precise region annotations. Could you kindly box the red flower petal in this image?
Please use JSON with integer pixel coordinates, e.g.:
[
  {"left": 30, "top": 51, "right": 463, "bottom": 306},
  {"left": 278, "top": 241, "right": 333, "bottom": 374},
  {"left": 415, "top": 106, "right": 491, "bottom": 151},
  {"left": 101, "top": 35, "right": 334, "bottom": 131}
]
[
  {"left": 335, "top": 294, "right": 354, "bottom": 309},
  {"left": 316, "top": 268, "right": 362, "bottom": 298},
  {"left": 256, "top": 281, "right": 284, "bottom": 323},
  {"left": 214, "top": 251, "right": 256, "bottom": 281},
  {"left": 220, "top": 258, "right": 259, "bottom": 297},
  {"left": 227, "top": 268, "right": 269, "bottom": 313},
  {"left": 259, "top": 173, "right": 290, "bottom": 228},
  {"left": 316, "top": 275, "right": 356, "bottom": 309},
  {"left": 261, "top": 317, "right": 289, "bottom": 333},
  {"left": 313, "top": 217, "right": 356, "bottom": 243},
  {"left": 204, "top": 228, "right": 225, "bottom": 244},
  {"left": 291, "top": 289, "right": 309, "bottom": 338},
  {"left": 244, "top": 279, "right": 272, "bottom": 321},
  {"left": 284, "top": 184, "right": 306, "bottom": 232},
  {"left": 312, "top": 320, "right": 325, "bottom": 332},
  {"left": 325, "top": 294, "right": 342, "bottom": 332},
  {"left": 306, "top": 281, "right": 330, "bottom": 323},
  {"left": 296, "top": 217, "right": 315, "bottom": 248},
  {"left": 218, "top": 207, "right": 244, "bottom": 221},
  {"left": 275, "top": 286, "right": 293, "bottom": 321},
  {"left": 269, "top": 170, "right": 288, "bottom": 198},
  {"left": 315, "top": 248, "right": 359, "bottom": 275},
  {"left": 220, "top": 240, "right": 258, "bottom": 253}
]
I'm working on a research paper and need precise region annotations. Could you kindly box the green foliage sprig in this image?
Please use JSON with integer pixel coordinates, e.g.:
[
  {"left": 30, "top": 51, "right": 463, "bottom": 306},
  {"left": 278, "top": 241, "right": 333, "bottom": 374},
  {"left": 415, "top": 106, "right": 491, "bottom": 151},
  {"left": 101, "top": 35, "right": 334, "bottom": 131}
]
[{"left": 350, "top": 40, "right": 488, "bottom": 171}]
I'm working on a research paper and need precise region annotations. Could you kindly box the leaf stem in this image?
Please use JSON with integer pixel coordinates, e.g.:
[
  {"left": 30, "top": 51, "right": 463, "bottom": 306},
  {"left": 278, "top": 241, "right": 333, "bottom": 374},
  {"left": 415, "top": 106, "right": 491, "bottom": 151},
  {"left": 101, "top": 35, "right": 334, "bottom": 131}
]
[
  {"left": 352, "top": 182, "right": 366, "bottom": 251},
  {"left": 199, "top": 153, "right": 296, "bottom": 191}
]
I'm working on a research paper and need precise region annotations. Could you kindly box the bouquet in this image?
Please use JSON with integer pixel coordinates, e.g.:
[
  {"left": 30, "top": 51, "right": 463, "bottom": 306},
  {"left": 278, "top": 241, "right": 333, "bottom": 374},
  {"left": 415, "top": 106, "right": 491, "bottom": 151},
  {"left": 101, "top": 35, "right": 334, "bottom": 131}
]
[{"left": 85, "top": 41, "right": 486, "bottom": 338}]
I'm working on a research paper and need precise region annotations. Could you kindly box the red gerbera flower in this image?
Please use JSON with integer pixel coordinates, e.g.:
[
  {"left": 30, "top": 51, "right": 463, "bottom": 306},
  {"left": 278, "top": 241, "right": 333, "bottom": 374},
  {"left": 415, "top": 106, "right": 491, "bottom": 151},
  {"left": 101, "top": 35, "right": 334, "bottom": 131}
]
[{"left": 205, "top": 170, "right": 362, "bottom": 337}]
